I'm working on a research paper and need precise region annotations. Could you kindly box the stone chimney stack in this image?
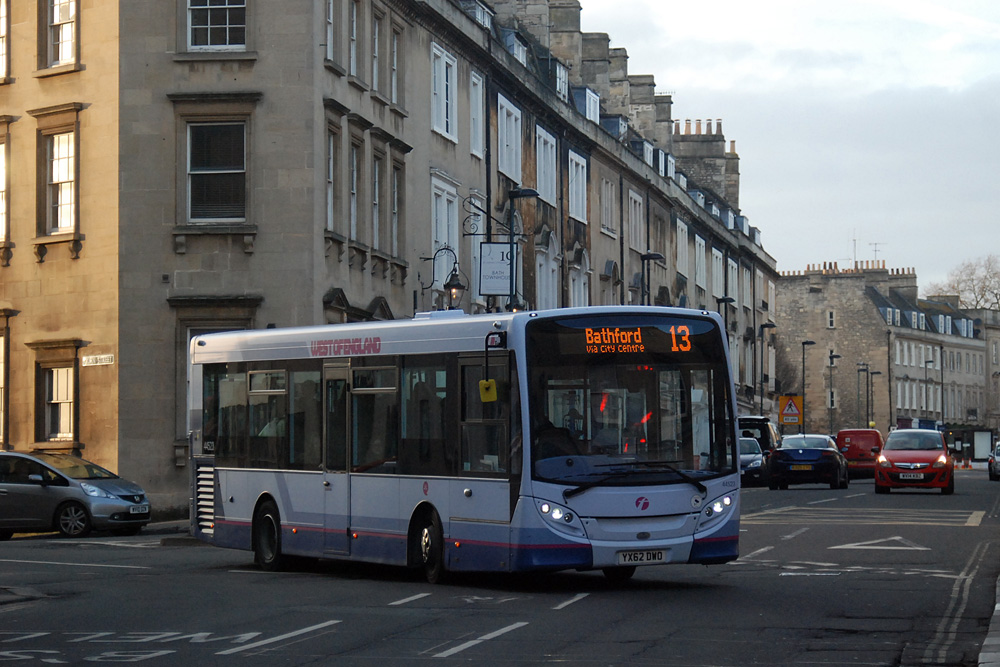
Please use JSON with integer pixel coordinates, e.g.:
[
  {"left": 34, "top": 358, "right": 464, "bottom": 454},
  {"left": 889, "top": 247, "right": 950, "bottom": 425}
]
[{"left": 549, "top": 0, "right": 583, "bottom": 81}]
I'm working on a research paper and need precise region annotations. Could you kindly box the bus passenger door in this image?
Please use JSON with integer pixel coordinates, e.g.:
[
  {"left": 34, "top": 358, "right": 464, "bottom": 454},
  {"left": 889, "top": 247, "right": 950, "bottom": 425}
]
[{"left": 323, "top": 366, "right": 351, "bottom": 555}]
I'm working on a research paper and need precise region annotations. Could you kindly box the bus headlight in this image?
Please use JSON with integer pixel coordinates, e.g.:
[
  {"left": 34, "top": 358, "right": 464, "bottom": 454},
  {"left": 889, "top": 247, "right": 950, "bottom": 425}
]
[
  {"left": 696, "top": 493, "right": 735, "bottom": 531},
  {"left": 535, "top": 499, "right": 585, "bottom": 537}
]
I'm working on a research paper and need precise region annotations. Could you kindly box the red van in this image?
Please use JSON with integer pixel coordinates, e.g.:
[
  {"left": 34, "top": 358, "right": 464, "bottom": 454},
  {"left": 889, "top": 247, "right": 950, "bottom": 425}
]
[{"left": 835, "top": 429, "right": 884, "bottom": 477}]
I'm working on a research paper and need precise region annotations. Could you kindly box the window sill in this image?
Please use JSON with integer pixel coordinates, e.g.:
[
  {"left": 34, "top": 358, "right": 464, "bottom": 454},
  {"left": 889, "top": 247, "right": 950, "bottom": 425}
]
[
  {"left": 325, "top": 230, "right": 347, "bottom": 259},
  {"left": 371, "top": 91, "right": 391, "bottom": 107},
  {"left": 347, "top": 76, "right": 370, "bottom": 92},
  {"left": 0, "top": 77, "right": 10, "bottom": 86},
  {"left": 32, "top": 63, "right": 82, "bottom": 79},
  {"left": 173, "top": 224, "right": 256, "bottom": 254},
  {"left": 389, "top": 104, "right": 408, "bottom": 119},
  {"left": 33, "top": 233, "right": 84, "bottom": 262},
  {"left": 173, "top": 51, "right": 258, "bottom": 63},
  {"left": 324, "top": 59, "right": 347, "bottom": 77},
  {"left": 599, "top": 227, "right": 617, "bottom": 240},
  {"left": 0, "top": 241, "right": 11, "bottom": 267}
]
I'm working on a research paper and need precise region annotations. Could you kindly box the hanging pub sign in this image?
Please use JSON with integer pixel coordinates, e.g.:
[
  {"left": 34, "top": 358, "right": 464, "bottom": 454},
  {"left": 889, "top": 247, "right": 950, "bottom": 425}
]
[{"left": 480, "top": 242, "right": 515, "bottom": 296}]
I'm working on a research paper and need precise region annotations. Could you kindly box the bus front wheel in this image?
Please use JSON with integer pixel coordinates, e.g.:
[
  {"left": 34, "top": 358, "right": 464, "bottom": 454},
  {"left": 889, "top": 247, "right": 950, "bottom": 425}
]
[
  {"left": 419, "top": 511, "right": 447, "bottom": 584},
  {"left": 253, "top": 500, "right": 286, "bottom": 572}
]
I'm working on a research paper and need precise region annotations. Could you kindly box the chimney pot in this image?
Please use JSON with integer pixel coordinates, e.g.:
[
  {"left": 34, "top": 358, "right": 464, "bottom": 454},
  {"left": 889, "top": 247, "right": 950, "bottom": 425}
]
[{"left": 695, "top": 119, "right": 702, "bottom": 134}]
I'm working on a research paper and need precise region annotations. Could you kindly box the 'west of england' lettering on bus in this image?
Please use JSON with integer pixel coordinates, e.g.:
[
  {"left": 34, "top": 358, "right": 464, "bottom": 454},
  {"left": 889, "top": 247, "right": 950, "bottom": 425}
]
[
  {"left": 310, "top": 336, "right": 382, "bottom": 357},
  {"left": 584, "top": 327, "right": 645, "bottom": 354}
]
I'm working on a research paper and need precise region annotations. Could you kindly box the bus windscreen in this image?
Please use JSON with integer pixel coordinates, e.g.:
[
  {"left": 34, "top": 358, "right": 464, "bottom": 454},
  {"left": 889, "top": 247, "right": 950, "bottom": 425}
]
[{"left": 526, "top": 314, "right": 735, "bottom": 487}]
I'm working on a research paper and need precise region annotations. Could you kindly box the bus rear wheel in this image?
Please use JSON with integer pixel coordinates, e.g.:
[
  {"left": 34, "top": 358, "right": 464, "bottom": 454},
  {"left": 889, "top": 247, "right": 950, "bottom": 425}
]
[
  {"left": 419, "top": 511, "right": 447, "bottom": 584},
  {"left": 253, "top": 500, "right": 286, "bottom": 572}
]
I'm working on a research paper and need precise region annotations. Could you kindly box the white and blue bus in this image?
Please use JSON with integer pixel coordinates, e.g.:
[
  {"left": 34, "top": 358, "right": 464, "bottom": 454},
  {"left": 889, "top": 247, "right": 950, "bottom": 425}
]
[{"left": 188, "top": 306, "right": 740, "bottom": 582}]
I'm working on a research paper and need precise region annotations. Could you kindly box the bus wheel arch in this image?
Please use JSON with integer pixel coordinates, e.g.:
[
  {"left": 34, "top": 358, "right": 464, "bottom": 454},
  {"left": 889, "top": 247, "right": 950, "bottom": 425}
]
[
  {"left": 409, "top": 503, "right": 447, "bottom": 584},
  {"left": 252, "top": 496, "right": 286, "bottom": 572}
]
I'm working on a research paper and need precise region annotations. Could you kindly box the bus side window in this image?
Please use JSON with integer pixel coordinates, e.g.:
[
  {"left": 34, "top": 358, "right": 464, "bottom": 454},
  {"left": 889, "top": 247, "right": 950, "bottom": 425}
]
[{"left": 399, "top": 357, "right": 454, "bottom": 476}]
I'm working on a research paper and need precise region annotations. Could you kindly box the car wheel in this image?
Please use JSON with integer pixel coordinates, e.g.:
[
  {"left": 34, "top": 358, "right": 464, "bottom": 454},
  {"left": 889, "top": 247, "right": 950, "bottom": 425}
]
[
  {"left": 942, "top": 476, "right": 955, "bottom": 495},
  {"left": 768, "top": 481, "right": 779, "bottom": 490},
  {"left": 603, "top": 566, "right": 637, "bottom": 583},
  {"left": 875, "top": 484, "right": 889, "bottom": 494},
  {"left": 990, "top": 467, "right": 999, "bottom": 481},
  {"left": 419, "top": 510, "right": 447, "bottom": 584},
  {"left": 56, "top": 502, "right": 92, "bottom": 538},
  {"left": 0, "top": 530, "right": 12, "bottom": 541},
  {"left": 253, "top": 500, "right": 286, "bottom": 572},
  {"left": 841, "top": 468, "right": 850, "bottom": 489}
]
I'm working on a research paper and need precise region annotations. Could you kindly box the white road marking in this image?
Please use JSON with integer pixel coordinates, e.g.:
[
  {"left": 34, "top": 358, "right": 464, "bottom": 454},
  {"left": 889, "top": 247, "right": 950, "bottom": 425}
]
[
  {"left": 0, "top": 559, "right": 148, "bottom": 570},
  {"left": 781, "top": 528, "right": 810, "bottom": 541},
  {"left": 389, "top": 593, "right": 431, "bottom": 606},
  {"left": 552, "top": 593, "right": 589, "bottom": 610},
  {"left": 806, "top": 498, "right": 838, "bottom": 505},
  {"left": 215, "top": 621, "right": 341, "bottom": 655},
  {"left": 966, "top": 511, "right": 985, "bottom": 526},
  {"left": 779, "top": 572, "right": 841, "bottom": 576},
  {"left": 829, "top": 536, "right": 929, "bottom": 551},
  {"left": 433, "top": 622, "right": 528, "bottom": 658}
]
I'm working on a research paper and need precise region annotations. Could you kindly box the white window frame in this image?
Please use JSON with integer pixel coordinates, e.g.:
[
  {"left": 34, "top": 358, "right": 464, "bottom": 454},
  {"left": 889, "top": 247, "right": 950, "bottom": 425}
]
[
  {"left": 44, "top": 365, "right": 74, "bottom": 441},
  {"left": 585, "top": 89, "right": 600, "bottom": 123},
  {"left": 391, "top": 165, "right": 400, "bottom": 257},
  {"left": 0, "top": 0, "right": 8, "bottom": 79},
  {"left": 325, "top": 129, "right": 337, "bottom": 232},
  {"left": 507, "top": 33, "right": 527, "bottom": 65},
  {"left": 497, "top": 94, "right": 522, "bottom": 182},
  {"left": 710, "top": 249, "right": 724, "bottom": 299},
  {"left": 727, "top": 259, "right": 739, "bottom": 299},
  {"left": 628, "top": 189, "right": 643, "bottom": 251},
  {"left": 390, "top": 29, "right": 400, "bottom": 105},
  {"left": 695, "top": 235, "right": 707, "bottom": 290},
  {"left": 372, "top": 155, "right": 382, "bottom": 251},
  {"left": 535, "top": 126, "right": 557, "bottom": 205},
  {"left": 767, "top": 281, "right": 776, "bottom": 320},
  {"left": 535, "top": 242, "right": 559, "bottom": 311},
  {"left": 470, "top": 72, "right": 485, "bottom": 158},
  {"left": 349, "top": 143, "right": 359, "bottom": 238},
  {"left": 325, "top": 0, "right": 335, "bottom": 62},
  {"left": 600, "top": 177, "right": 615, "bottom": 237},
  {"left": 568, "top": 151, "right": 588, "bottom": 223},
  {"left": 555, "top": 62, "right": 569, "bottom": 102},
  {"left": 0, "top": 136, "right": 6, "bottom": 240},
  {"left": 742, "top": 267, "right": 752, "bottom": 308},
  {"left": 372, "top": 14, "right": 382, "bottom": 93},
  {"left": 431, "top": 176, "right": 459, "bottom": 288},
  {"left": 49, "top": 0, "right": 77, "bottom": 66},
  {"left": 569, "top": 252, "right": 590, "bottom": 308},
  {"left": 676, "top": 220, "right": 689, "bottom": 277},
  {"left": 349, "top": 0, "right": 359, "bottom": 76},
  {"left": 188, "top": 0, "right": 246, "bottom": 52},
  {"left": 47, "top": 131, "right": 76, "bottom": 233},
  {"left": 187, "top": 122, "right": 246, "bottom": 224},
  {"left": 431, "top": 43, "right": 458, "bottom": 141},
  {"left": 643, "top": 142, "right": 654, "bottom": 167}
]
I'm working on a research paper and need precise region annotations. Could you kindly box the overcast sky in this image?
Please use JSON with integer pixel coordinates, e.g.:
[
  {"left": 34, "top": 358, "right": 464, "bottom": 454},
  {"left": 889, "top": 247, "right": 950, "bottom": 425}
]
[{"left": 578, "top": 0, "right": 1000, "bottom": 291}]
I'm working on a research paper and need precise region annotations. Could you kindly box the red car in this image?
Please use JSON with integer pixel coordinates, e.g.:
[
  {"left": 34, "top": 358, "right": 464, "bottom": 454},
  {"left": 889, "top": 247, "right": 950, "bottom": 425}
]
[
  {"left": 835, "top": 428, "right": 884, "bottom": 478},
  {"left": 874, "top": 429, "right": 954, "bottom": 494}
]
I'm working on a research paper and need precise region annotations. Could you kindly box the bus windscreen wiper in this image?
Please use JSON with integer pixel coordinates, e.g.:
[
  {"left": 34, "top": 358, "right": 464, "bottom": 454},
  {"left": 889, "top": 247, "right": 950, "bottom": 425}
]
[{"left": 563, "top": 460, "right": 706, "bottom": 499}]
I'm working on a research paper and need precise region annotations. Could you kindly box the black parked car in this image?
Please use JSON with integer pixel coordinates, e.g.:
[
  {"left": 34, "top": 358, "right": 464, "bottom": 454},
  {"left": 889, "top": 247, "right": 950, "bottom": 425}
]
[
  {"left": 739, "top": 437, "right": 766, "bottom": 486},
  {"left": 768, "top": 434, "right": 849, "bottom": 490}
]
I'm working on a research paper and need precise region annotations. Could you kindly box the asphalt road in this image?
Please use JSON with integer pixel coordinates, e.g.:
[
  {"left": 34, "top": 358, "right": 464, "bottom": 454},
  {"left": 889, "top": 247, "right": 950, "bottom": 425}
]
[{"left": 1, "top": 468, "right": 998, "bottom": 666}]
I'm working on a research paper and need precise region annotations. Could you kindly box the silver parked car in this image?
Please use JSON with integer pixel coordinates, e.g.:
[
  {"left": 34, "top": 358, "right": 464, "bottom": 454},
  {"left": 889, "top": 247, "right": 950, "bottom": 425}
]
[{"left": 0, "top": 451, "right": 150, "bottom": 539}]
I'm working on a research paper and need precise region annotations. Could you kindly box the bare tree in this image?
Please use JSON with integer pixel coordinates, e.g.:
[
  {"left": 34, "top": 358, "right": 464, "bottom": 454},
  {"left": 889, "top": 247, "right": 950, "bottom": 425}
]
[{"left": 926, "top": 254, "right": 1000, "bottom": 309}]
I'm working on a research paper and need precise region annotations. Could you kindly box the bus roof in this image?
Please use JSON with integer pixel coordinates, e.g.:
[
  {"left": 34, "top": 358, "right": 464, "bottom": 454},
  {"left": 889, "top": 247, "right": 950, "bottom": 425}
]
[{"left": 189, "top": 306, "right": 720, "bottom": 364}]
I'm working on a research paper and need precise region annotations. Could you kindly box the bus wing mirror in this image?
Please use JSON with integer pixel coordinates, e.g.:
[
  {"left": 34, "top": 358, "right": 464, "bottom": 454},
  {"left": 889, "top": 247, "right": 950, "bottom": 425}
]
[{"left": 479, "top": 379, "right": 497, "bottom": 403}]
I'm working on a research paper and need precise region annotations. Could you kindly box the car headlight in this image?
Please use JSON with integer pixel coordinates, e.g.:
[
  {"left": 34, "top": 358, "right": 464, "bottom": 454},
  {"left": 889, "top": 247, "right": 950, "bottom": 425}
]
[
  {"left": 932, "top": 454, "right": 948, "bottom": 469},
  {"left": 877, "top": 454, "right": 891, "bottom": 468},
  {"left": 748, "top": 460, "right": 762, "bottom": 469},
  {"left": 80, "top": 482, "right": 114, "bottom": 499}
]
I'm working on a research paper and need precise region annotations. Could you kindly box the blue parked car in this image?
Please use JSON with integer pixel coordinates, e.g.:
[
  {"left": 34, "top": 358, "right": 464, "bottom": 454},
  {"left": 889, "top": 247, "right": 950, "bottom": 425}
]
[{"left": 767, "top": 434, "right": 849, "bottom": 490}]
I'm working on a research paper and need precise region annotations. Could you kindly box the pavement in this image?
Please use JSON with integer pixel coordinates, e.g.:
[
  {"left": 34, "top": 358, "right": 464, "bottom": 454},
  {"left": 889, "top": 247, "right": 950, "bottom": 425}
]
[{"left": 3, "top": 467, "right": 999, "bottom": 665}]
